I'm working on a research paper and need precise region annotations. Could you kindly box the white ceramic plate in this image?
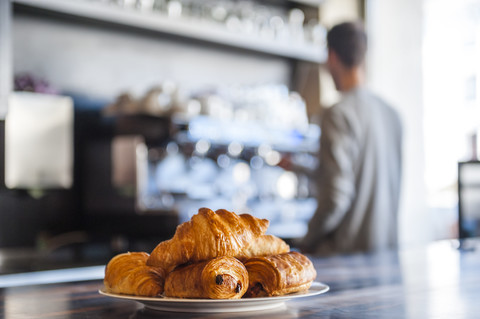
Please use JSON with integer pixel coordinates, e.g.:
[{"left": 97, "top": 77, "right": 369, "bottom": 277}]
[{"left": 99, "top": 281, "right": 329, "bottom": 313}]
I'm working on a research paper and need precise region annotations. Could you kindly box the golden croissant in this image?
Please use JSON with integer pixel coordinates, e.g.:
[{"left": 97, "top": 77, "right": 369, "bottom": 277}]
[
  {"left": 235, "top": 234, "right": 290, "bottom": 261},
  {"left": 244, "top": 251, "right": 317, "bottom": 297},
  {"left": 147, "top": 207, "right": 269, "bottom": 272},
  {"left": 104, "top": 252, "right": 165, "bottom": 297},
  {"left": 164, "top": 256, "right": 248, "bottom": 299}
]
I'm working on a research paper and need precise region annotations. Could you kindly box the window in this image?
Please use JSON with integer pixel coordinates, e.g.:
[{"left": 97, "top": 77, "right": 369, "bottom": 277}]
[{"left": 423, "top": 0, "right": 480, "bottom": 238}]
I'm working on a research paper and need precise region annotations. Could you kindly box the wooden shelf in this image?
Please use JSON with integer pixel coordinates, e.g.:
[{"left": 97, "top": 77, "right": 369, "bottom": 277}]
[
  {"left": 13, "top": 0, "right": 326, "bottom": 64},
  {"left": 290, "top": 0, "right": 325, "bottom": 7}
]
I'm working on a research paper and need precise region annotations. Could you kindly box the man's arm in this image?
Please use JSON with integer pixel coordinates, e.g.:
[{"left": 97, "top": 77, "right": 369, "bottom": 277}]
[{"left": 300, "top": 107, "right": 357, "bottom": 253}]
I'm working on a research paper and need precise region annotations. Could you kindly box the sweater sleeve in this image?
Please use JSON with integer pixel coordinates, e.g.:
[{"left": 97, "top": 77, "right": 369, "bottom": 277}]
[{"left": 300, "top": 106, "right": 357, "bottom": 253}]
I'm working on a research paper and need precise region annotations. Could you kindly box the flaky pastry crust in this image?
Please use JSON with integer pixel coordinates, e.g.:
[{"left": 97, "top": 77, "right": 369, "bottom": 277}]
[
  {"left": 147, "top": 208, "right": 269, "bottom": 272},
  {"left": 104, "top": 252, "right": 165, "bottom": 297},
  {"left": 235, "top": 234, "right": 290, "bottom": 261},
  {"left": 244, "top": 251, "right": 317, "bottom": 297},
  {"left": 164, "top": 256, "right": 248, "bottom": 299}
]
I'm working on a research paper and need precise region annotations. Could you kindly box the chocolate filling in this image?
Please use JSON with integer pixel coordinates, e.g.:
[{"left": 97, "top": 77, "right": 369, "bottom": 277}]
[
  {"left": 236, "top": 283, "right": 242, "bottom": 293},
  {"left": 245, "top": 283, "right": 268, "bottom": 298},
  {"left": 215, "top": 275, "right": 224, "bottom": 285}
]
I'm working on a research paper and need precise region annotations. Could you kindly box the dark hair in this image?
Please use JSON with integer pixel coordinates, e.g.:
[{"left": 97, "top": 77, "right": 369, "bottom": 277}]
[{"left": 327, "top": 21, "right": 367, "bottom": 68}]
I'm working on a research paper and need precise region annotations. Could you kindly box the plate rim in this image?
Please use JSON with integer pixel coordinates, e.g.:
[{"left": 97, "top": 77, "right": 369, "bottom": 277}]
[{"left": 98, "top": 281, "right": 329, "bottom": 304}]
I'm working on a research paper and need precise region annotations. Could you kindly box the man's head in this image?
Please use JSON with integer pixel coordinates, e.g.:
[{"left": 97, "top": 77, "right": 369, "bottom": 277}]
[{"left": 326, "top": 21, "right": 367, "bottom": 91}]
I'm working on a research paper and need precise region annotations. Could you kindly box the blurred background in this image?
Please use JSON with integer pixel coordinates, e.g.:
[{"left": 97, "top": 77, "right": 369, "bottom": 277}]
[{"left": 0, "top": 0, "right": 479, "bottom": 273}]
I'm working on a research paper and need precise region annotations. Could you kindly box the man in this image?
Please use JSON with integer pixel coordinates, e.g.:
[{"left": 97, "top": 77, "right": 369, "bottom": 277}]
[{"left": 300, "top": 21, "right": 403, "bottom": 255}]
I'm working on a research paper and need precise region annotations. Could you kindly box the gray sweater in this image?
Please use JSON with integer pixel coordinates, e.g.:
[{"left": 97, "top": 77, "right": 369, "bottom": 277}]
[{"left": 301, "top": 87, "right": 403, "bottom": 255}]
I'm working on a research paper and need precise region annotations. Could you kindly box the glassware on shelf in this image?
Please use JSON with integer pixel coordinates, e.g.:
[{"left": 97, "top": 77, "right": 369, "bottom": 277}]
[
  {"left": 167, "top": 0, "right": 182, "bottom": 18},
  {"left": 138, "top": 0, "right": 155, "bottom": 11},
  {"left": 288, "top": 8, "right": 305, "bottom": 43},
  {"left": 90, "top": 0, "right": 326, "bottom": 49}
]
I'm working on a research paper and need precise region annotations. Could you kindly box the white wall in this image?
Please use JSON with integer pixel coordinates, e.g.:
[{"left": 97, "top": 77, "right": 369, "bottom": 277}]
[
  {"left": 319, "top": 0, "right": 361, "bottom": 27},
  {"left": 12, "top": 14, "right": 290, "bottom": 101},
  {"left": 0, "top": 0, "right": 12, "bottom": 118},
  {"left": 366, "top": 0, "right": 431, "bottom": 247}
]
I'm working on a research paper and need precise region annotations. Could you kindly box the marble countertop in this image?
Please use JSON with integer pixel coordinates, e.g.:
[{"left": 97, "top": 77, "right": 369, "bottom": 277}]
[{"left": 1, "top": 239, "right": 479, "bottom": 318}]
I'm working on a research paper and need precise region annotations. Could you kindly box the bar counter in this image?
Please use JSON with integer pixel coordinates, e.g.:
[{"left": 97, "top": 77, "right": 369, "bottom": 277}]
[{"left": 1, "top": 239, "right": 479, "bottom": 318}]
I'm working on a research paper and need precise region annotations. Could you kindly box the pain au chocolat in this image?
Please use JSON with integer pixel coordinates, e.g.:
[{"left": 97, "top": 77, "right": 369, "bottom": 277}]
[
  {"left": 164, "top": 256, "right": 248, "bottom": 299},
  {"left": 244, "top": 251, "right": 317, "bottom": 297}
]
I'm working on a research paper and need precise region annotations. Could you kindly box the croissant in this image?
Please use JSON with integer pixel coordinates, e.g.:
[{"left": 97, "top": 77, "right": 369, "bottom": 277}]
[
  {"left": 104, "top": 252, "right": 165, "bottom": 297},
  {"left": 235, "top": 234, "right": 290, "bottom": 261},
  {"left": 244, "top": 251, "right": 317, "bottom": 297},
  {"left": 164, "top": 256, "right": 248, "bottom": 299},
  {"left": 147, "top": 207, "right": 269, "bottom": 272}
]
